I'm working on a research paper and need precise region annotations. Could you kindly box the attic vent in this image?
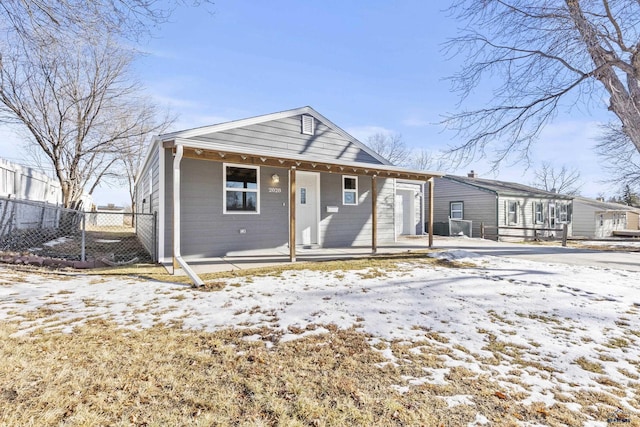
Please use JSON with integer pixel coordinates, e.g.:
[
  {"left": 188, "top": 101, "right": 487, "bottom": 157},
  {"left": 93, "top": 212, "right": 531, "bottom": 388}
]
[{"left": 301, "top": 115, "right": 315, "bottom": 135}]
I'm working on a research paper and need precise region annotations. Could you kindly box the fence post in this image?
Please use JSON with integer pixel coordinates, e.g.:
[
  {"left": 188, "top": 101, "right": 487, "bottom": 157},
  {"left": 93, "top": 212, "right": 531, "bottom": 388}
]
[
  {"left": 81, "top": 213, "right": 86, "bottom": 262},
  {"left": 480, "top": 222, "right": 485, "bottom": 239},
  {"left": 562, "top": 223, "right": 568, "bottom": 247}
]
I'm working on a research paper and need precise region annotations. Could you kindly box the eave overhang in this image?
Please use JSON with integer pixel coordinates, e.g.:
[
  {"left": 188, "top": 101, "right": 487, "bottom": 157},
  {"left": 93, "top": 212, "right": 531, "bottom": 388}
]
[{"left": 163, "top": 138, "right": 443, "bottom": 181}]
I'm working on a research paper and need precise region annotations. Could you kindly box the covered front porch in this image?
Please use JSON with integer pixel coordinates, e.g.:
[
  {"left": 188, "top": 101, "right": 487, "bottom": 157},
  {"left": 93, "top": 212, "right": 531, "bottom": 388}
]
[
  {"left": 168, "top": 142, "right": 441, "bottom": 285},
  {"left": 171, "top": 236, "right": 435, "bottom": 275}
]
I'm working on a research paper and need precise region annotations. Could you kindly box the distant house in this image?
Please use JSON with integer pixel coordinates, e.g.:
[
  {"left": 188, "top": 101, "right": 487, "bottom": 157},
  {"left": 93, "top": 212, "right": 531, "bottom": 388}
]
[
  {"left": 0, "top": 157, "right": 62, "bottom": 204},
  {"left": 94, "top": 204, "right": 126, "bottom": 227},
  {"left": 426, "top": 171, "right": 573, "bottom": 240},
  {"left": 134, "top": 106, "right": 443, "bottom": 282},
  {"left": 572, "top": 197, "right": 640, "bottom": 238}
]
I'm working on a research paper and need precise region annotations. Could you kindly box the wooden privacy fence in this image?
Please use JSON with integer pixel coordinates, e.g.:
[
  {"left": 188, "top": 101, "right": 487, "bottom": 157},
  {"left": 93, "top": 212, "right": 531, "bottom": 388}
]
[{"left": 480, "top": 223, "right": 569, "bottom": 247}]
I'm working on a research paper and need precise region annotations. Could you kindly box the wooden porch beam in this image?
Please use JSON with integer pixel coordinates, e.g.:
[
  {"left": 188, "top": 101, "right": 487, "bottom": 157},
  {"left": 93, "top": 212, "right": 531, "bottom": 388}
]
[{"left": 179, "top": 148, "right": 440, "bottom": 181}]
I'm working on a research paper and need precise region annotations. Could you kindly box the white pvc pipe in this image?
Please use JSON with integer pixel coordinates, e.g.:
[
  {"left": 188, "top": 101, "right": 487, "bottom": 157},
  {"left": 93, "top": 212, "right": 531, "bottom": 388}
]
[{"left": 173, "top": 144, "right": 204, "bottom": 287}]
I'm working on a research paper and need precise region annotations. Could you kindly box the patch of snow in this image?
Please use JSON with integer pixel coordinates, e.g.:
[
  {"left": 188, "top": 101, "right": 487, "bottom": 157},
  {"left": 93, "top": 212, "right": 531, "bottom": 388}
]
[
  {"left": 444, "top": 394, "right": 474, "bottom": 408},
  {"left": 467, "top": 413, "right": 489, "bottom": 426}
]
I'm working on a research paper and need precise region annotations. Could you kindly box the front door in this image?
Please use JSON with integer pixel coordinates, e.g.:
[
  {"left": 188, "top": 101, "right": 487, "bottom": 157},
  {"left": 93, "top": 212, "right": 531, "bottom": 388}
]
[{"left": 295, "top": 171, "right": 320, "bottom": 246}]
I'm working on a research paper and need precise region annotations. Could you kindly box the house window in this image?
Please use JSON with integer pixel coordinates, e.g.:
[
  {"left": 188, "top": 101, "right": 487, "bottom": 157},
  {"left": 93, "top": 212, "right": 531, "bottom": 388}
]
[
  {"left": 224, "top": 164, "right": 259, "bottom": 213},
  {"left": 507, "top": 201, "right": 518, "bottom": 225},
  {"left": 342, "top": 175, "right": 358, "bottom": 205},
  {"left": 301, "top": 115, "right": 315, "bottom": 135},
  {"left": 534, "top": 202, "right": 544, "bottom": 224},
  {"left": 450, "top": 202, "right": 463, "bottom": 219},
  {"left": 558, "top": 203, "right": 569, "bottom": 223},
  {"left": 300, "top": 188, "right": 307, "bottom": 205},
  {"left": 549, "top": 204, "right": 556, "bottom": 227}
]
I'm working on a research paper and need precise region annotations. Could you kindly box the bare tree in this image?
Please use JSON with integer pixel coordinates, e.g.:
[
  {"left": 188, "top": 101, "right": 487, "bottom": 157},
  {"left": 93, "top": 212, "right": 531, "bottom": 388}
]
[
  {"left": 0, "top": 0, "right": 210, "bottom": 43},
  {"left": 595, "top": 123, "right": 640, "bottom": 188},
  {"left": 365, "top": 132, "right": 410, "bottom": 166},
  {"left": 444, "top": 1, "right": 640, "bottom": 166},
  {"left": 530, "top": 162, "right": 583, "bottom": 195},
  {"left": 0, "top": 35, "right": 165, "bottom": 208},
  {"left": 408, "top": 148, "right": 450, "bottom": 172}
]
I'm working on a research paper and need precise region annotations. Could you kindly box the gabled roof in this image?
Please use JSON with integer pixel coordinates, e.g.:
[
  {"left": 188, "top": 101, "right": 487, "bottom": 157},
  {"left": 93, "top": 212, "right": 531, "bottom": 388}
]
[
  {"left": 573, "top": 196, "right": 640, "bottom": 213},
  {"left": 444, "top": 175, "right": 573, "bottom": 200},
  {"left": 154, "top": 106, "right": 443, "bottom": 182},
  {"left": 158, "top": 106, "right": 393, "bottom": 166}
]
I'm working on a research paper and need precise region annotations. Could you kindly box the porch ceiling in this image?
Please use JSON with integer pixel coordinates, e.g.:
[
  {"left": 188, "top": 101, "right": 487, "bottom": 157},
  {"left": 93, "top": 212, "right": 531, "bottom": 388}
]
[{"left": 163, "top": 138, "right": 442, "bottom": 181}]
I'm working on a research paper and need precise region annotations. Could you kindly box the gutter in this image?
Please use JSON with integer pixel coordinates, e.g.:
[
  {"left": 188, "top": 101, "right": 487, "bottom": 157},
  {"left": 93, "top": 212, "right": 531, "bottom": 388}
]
[{"left": 172, "top": 144, "right": 205, "bottom": 287}]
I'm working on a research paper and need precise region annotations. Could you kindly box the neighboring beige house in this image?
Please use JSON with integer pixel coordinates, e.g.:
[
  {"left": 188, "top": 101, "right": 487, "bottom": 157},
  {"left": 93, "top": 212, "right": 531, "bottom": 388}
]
[
  {"left": 572, "top": 197, "right": 640, "bottom": 238},
  {"left": 425, "top": 172, "right": 573, "bottom": 241}
]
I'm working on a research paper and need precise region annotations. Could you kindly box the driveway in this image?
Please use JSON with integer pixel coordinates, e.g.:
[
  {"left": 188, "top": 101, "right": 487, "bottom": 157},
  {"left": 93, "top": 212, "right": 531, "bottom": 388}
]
[{"left": 432, "top": 236, "right": 640, "bottom": 272}]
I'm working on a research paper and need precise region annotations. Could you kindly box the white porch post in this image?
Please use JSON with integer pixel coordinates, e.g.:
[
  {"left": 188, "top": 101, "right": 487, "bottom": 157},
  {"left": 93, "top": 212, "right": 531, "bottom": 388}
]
[{"left": 428, "top": 177, "right": 434, "bottom": 248}]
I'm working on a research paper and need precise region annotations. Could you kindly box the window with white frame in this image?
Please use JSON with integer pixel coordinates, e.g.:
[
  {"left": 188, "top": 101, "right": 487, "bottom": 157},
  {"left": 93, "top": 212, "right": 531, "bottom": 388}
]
[
  {"left": 450, "top": 202, "right": 463, "bottom": 219},
  {"left": 224, "top": 164, "right": 259, "bottom": 213},
  {"left": 507, "top": 201, "right": 518, "bottom": 225},
  {"left": 534, "top": 202, "right": 544, "bottom": 224},
  {"left": 558, "top": 203, "right": 569, "bottom": 223},
  {"left": 342, "top": 175, "right": 358, "bottom": 205}
]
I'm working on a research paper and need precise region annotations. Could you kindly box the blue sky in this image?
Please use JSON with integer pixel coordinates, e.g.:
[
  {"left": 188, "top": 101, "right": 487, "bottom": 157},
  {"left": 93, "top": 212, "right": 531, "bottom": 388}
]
[{"left": 0, "top": 0, "right": 616, "bottom": 204}]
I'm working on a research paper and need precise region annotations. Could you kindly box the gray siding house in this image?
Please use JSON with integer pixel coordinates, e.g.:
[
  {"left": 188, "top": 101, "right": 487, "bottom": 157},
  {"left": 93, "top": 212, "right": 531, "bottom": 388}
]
[
  {"left": 135, "top": 107, "right": 441, "bottom": 284},
  {"left": 425, "top": 172, "right": 573, "bottom": 241},
  {"left": 572, "top": 197, "right": 640, "bottom": 238}
]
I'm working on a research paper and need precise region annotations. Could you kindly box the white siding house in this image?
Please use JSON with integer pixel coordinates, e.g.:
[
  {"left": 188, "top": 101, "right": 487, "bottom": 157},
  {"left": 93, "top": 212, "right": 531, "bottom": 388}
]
[{"left": 572, "top": 197, "right": 640, "bottom": 238}]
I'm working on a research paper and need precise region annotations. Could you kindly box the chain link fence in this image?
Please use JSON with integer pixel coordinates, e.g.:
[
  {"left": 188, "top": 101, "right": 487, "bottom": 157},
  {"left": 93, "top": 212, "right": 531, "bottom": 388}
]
[{"left": 0, "top": 196, "right": 156, "bottom": 266}]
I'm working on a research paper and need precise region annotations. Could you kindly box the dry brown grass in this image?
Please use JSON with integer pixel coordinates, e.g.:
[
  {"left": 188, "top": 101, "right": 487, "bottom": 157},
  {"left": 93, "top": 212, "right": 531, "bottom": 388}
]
[{"left": 2, "top": 319, "right": 632, "bottom": 426}]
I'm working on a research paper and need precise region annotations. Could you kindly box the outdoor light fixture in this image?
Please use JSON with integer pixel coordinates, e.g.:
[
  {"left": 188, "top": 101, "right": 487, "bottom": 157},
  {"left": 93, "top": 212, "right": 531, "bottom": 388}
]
[
  {"left": 194, "top": 149, "right": 203, "bottom": 155},
  {"left": 271, "top": 173, "right": 280, "bottom": 183}
]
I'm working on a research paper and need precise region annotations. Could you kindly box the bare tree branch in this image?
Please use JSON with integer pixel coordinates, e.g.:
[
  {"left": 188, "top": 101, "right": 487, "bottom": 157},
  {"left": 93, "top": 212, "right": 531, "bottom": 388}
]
[
  {"left": 444, "top": 0, "right": 640, "bottom": 167},
  {"left": 364, "top": 132, "right": 411, "bottom": 166},
  {"left": 530, "top": 161, "right": 583, "bottom": 195}
]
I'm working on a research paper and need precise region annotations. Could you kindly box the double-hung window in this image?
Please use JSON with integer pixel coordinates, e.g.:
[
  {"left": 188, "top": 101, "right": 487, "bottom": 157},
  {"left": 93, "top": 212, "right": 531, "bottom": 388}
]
[
  {"left": 507, "top": 201, "right": 518, "bottom": 225},
  {"left": 534, "top": 202, "right": 544, "bottom": 224},
  {"left": 342, "top": 176, "right": 358, "bottom": 205},
  {"left": 450, "top": 202, "right": 463, "bottom": 219},
  {"left": 224, "top": 164, "right": 259, "bottom": 213},
  {"left": 558, "top": 203, "right": 569, "bottom": 223}
]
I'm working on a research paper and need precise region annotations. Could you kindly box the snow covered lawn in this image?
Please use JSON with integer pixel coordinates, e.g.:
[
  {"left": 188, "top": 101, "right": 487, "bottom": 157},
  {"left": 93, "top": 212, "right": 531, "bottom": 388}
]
[{"left": 1, "top": 249, "right": 639, "bottom": 426}]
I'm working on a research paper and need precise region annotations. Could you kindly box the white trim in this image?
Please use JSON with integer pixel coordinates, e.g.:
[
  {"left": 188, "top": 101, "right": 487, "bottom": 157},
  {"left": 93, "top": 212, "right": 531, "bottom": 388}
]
[
  {"left": 342, "top": 175, "right": 358, "bottom": 206},
  {"left": 158, "top": 145, "right": 165, "bottom": 261},
  {"left": 223, "top": 163, "right": 260, "bottom": 214}
]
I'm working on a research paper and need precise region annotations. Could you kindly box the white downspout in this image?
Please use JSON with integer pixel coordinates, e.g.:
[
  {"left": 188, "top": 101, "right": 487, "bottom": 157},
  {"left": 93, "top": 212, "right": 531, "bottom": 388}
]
[{"left": 173, "top": 144, "right": 204, "bottom": 287}]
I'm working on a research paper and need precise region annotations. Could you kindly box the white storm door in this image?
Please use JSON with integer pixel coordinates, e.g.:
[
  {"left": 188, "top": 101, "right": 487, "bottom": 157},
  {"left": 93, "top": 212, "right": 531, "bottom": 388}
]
[{"left": 295, "top": 171, "right": 320, "bottom": 245}]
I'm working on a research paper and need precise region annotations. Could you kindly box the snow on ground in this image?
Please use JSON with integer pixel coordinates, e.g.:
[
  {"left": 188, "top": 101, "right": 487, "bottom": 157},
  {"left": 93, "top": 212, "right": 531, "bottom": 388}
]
[{"left": 1, "top": 249, "right": 639, "bottom": 425}]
